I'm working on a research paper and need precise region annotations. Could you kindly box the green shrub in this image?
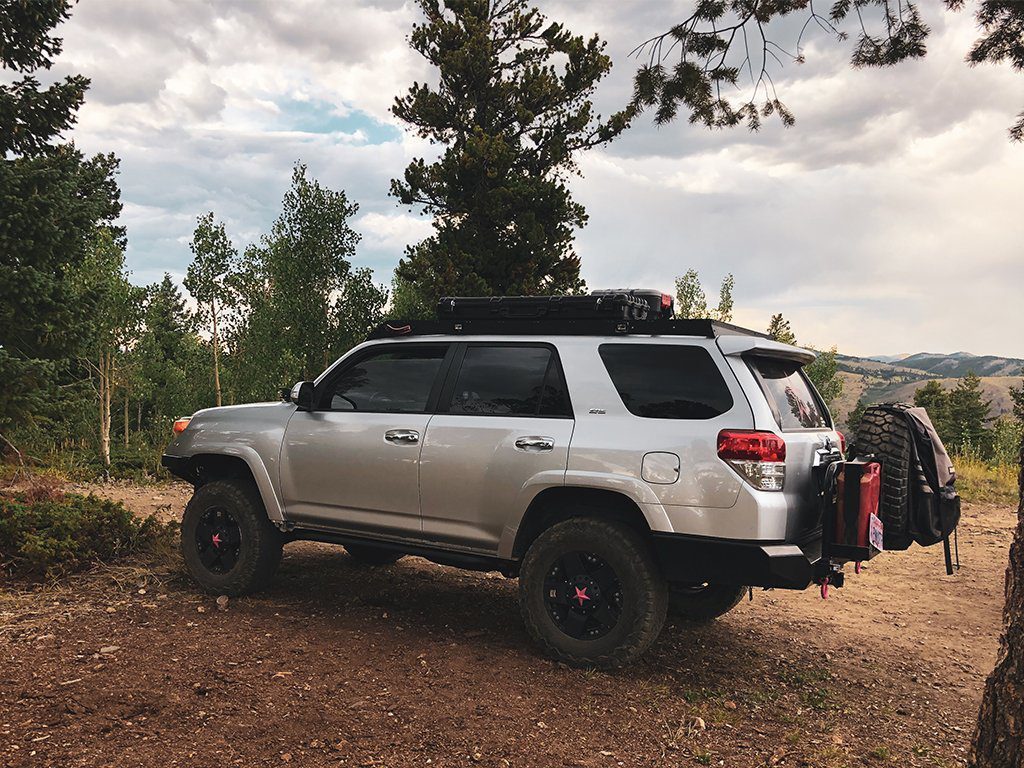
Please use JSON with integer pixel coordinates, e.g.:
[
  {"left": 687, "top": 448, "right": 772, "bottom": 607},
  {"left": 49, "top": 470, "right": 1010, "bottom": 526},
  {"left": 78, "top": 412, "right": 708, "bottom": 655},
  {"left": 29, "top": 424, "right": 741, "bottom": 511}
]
[{"left": 0, "top": 492, "right": 176, "bottom": 579}]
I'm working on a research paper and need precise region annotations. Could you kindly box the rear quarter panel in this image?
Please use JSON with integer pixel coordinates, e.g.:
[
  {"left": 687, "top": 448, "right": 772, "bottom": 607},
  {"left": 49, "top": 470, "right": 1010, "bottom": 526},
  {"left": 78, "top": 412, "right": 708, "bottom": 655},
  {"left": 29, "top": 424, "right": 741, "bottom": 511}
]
[
  {"left": 724, "top": 355, "right": 842, "bottom": 539},
  {"left": 557, "top": 337, "right": 758, "bottom": 537}
]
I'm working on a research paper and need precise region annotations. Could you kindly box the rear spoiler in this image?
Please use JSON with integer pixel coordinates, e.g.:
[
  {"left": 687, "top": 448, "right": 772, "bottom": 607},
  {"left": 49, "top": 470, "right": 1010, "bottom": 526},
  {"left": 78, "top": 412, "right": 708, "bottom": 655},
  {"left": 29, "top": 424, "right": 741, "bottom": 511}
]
[{"left": 716, "top": 335, "right": 817, "bottom": 365}]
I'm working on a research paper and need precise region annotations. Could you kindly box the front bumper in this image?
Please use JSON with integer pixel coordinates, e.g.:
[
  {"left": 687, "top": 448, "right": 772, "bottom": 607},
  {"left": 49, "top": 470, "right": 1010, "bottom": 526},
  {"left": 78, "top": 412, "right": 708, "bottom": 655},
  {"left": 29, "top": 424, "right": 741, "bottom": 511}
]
[
  {"left": 651, "top": 530, "right": 823, "bottom": 590},
  {"left": 161, "top": 454, "right": 196, "bottom": 483}
]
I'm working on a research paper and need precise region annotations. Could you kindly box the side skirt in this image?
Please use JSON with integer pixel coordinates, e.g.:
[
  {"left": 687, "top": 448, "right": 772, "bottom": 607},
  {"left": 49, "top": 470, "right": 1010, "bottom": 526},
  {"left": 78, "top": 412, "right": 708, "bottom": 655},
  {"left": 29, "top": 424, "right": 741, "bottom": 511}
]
[{"left": 289, "top": 528, "right": 519, "bottom": 577}]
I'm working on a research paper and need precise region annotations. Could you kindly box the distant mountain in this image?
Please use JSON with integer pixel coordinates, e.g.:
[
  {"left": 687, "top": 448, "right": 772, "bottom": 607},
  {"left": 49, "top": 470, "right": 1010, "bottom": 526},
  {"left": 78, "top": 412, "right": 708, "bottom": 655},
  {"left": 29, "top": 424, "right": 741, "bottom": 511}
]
[
  {"left": 896, "top": 352, "right": 1023, "bottom": 378},
  {"left": 867, "top": 354, "right": 911, "bottom": 364},
  {"left": 831, "top": 351, "right": 1023, "bottom": 427}
]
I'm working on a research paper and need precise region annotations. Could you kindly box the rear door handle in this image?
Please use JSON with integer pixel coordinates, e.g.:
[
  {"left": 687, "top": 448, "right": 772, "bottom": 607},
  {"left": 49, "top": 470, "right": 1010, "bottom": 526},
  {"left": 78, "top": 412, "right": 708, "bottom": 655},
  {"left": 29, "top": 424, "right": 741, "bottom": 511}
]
[
  {"left": 384, "top": 429, "right": 419, "bottom": 445},
  {"left": 515, "top": 436, "right": 554, "bottom": 452}
]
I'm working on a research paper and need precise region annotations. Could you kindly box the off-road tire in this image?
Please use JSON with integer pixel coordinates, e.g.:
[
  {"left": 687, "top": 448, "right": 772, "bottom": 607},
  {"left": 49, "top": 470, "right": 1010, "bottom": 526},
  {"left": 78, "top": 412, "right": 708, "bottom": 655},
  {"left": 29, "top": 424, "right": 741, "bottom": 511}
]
[
  {"left": 181, "top": 479, "right": 283, "bottom": 596},
  {"left": 668, "top": 583, "right": 746, "bottom": 622},
  {"left": 519, "top": 518, "right": 668, "bottom": 669},
  {"left": 344, "top": 543, "right": 404, "bottom": 566},
  {"left": 855, "top": 404, "right": 913, "bottom": 550}
]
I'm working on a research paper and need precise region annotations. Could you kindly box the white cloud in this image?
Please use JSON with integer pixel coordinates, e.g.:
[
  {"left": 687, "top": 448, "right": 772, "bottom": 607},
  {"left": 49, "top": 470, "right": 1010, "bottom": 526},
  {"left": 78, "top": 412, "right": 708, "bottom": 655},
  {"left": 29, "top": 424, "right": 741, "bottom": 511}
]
[
  {"left": 356, "top": 211, "right": 433, "bottom": 251},
  {"left": 43, "top": 0, "right": 1024, "bottom": 358}
]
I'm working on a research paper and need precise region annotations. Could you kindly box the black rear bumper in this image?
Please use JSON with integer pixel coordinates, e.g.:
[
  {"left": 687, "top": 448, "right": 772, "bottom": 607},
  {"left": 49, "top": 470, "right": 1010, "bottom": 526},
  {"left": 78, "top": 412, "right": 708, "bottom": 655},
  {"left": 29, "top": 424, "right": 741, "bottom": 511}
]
[{"left": 651, "top": 530, "right": 823, "bottom": 590}]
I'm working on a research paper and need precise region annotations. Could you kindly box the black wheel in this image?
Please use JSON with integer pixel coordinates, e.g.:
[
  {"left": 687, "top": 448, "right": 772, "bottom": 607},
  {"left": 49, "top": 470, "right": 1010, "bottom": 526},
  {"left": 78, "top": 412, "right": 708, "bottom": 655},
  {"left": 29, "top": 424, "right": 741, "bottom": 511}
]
[
  {"left": 855, "top": 405, "right": 913, "bottom": 550},
  {"left": 344, "top": 543, "right": 404, "bottom": 566},
  {"left": 181, "top": 479, "right": 283, "bottom": 596},
  {"left": 519, "top": 518, "right": 667, "bottom": 669},
  {"left": 668, "top": 583, "right": 746, "bottom": 622}
]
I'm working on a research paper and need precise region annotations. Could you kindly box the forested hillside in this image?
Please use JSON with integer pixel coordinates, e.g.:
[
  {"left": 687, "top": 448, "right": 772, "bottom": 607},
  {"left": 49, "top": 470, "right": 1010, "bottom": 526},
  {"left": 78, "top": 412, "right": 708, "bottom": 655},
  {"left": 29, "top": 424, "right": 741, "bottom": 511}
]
[{"left": 833, "top": 351, "right": 1023, "bottom": 426}]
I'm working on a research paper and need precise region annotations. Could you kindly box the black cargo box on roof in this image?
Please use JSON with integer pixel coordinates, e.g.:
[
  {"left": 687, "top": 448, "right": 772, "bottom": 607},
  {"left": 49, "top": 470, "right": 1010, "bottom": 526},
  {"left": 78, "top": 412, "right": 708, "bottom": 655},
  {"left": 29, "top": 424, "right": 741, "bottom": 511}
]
[{"left": 438, "top": 293, "right": 651, "bottom": 321}]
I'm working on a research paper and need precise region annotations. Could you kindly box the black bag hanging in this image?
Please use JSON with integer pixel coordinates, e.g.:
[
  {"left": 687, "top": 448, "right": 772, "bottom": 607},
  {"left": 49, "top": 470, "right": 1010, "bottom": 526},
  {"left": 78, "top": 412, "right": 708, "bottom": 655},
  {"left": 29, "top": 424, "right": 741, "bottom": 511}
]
[{"left": 854, "top": 403, "right": 961, "bottom": 571}]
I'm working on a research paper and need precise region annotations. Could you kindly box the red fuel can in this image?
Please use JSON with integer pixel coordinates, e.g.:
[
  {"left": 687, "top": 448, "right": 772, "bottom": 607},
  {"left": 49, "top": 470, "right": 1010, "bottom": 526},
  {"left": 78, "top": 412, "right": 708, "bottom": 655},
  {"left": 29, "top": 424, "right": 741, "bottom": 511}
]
[{"left": 832, "top": 460, "right": 882, "bottom": 556}]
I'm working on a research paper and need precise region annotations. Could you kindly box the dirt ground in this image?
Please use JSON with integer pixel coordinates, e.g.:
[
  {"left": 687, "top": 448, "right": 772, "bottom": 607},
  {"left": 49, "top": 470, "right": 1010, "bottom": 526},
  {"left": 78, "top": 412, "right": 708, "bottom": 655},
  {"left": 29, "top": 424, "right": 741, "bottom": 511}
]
[{"left": 0, "top": 481, "right": 1012, "bottom": 768}]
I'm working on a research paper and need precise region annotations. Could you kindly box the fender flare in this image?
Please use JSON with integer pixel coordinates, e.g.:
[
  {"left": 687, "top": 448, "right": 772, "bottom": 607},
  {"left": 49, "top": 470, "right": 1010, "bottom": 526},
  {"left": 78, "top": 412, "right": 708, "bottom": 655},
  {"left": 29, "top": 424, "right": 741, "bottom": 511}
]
[
  {"left": 166, "top": 447, "right": 286, "bottom": 523},
  {"left": 496, "top": 470, "right": 671, "bottom": 559}
]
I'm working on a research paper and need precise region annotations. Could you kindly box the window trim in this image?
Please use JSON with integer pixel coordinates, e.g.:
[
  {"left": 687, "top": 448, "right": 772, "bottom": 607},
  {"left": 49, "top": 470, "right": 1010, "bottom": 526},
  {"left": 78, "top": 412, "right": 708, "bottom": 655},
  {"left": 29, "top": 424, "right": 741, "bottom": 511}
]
[
  {"left": 744, "top": 355, "right": 833, "bottom": 432},
  {"left": 598, "top": 342, "right": 735, "bottom": 421},
  {"left": 436, "top": 341, "right": 574, "bottom": 420},
  {"left": 314, "top": 342, "right": 456, "bottom": 415}
]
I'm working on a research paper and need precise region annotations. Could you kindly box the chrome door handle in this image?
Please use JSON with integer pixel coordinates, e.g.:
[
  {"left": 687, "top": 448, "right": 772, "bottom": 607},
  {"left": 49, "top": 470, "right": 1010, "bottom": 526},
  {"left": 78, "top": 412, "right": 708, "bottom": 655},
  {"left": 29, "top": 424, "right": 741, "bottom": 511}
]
[
  {"left": 384, "top": 429, "right": 419, "bottom": 445},
  {"left": 515, "top": 436, "right": 554, "bottom": 452}
]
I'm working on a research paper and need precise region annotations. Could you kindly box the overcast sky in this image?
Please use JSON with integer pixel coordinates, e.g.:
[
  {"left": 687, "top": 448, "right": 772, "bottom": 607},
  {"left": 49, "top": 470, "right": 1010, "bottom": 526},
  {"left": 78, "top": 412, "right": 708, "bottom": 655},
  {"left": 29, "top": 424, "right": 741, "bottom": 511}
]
[{"left": 51, "top": 0, "right": 1024, "bottom": 358}]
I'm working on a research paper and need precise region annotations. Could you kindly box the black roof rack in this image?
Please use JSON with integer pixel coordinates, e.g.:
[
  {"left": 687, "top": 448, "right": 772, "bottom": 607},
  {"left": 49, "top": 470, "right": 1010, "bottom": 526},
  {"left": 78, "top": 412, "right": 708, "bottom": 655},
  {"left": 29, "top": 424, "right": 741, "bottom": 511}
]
[{"left": 367, "top": 317, "right": 770, "bottom": 341}]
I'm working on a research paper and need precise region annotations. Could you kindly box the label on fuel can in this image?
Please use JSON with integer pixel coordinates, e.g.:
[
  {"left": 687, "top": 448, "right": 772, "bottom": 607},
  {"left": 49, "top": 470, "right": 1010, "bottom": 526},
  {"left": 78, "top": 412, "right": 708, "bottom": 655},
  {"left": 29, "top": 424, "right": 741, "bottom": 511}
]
[{"left": 869, "top": 512, "right": 884, "bottom": 552}]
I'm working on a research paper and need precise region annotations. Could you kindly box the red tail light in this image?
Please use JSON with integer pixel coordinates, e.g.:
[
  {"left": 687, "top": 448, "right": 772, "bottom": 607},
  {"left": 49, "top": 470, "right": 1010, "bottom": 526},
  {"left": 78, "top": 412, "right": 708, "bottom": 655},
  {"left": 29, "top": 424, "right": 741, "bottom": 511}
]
[
  {"left": 172, "top": 417, "right": 192, "bottom": 435},
  {"left": 660, "top": 293, "right": 672, "bottom": 310},
  {"left": 717, "top": 430, "right": 786, "bottom": 462},
  {"left": 717, "top": 430, "right": 786, "bottom": 491},
  {"left": 837, "top": 430, "right": 847, "bottom": 456}
]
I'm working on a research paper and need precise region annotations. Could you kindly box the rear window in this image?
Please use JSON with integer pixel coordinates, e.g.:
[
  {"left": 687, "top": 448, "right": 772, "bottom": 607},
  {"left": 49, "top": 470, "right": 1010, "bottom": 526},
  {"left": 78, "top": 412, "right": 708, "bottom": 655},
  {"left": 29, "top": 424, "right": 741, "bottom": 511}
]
[
  {"left": 599, "top": 344, "right": 733, "bottom": 420},
  {"left": 447, "top": 345, "right": 571, "bottom": 417},
  {"left": 749, "top": 357, "right": 829, "bottom": 430}
]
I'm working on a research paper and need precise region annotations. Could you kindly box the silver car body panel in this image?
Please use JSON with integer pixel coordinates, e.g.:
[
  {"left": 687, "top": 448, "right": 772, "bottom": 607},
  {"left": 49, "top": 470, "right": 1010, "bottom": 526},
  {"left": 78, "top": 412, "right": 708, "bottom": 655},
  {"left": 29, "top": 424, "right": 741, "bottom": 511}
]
[
  {"left": 419, "top": 414, "right": 574, "bottom": 551},
  {"left": 165, "top": 331, "right": 836, "bottom": 555},
  {"left": 164, "top": 401, "right": 294, "bottom": 522},
  {"left": 279, "top": 410, "right": 431, "bottom": 537}
]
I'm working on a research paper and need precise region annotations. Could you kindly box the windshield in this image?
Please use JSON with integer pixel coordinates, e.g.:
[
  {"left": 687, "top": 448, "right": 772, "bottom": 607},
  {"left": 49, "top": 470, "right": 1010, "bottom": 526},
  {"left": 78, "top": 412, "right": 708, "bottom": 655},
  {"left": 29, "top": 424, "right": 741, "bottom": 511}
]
[{"left": 748, "top": 357, "right": 829, "bottom": 430}]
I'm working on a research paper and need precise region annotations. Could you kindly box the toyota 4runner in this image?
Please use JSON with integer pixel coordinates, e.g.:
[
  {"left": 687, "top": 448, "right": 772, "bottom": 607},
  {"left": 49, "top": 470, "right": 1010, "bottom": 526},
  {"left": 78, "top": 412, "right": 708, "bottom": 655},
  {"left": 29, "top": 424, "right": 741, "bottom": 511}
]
[{"left": 164, "top": 294, "right": 848, "bottom": 668}]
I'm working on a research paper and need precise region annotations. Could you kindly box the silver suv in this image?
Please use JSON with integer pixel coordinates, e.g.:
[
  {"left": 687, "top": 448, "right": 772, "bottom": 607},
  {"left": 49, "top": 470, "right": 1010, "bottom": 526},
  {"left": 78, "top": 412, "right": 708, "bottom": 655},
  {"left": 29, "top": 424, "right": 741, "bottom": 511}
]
[{"left": 164, "top": 301, "right": 843, "bottom": 668}]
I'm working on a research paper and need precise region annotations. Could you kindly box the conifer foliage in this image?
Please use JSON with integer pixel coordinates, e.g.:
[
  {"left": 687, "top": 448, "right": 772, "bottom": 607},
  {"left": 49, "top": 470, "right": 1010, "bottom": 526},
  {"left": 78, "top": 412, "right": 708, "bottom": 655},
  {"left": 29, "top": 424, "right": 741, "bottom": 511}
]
[
  {"left": 0, "top": 0, "right": 122, "bottom": 437},
  {"left": 390, "top": 0, "right": 634, "bottom": 314},
  {"left": 633, "top": 1, "right": 1024, "bottom": 141}
]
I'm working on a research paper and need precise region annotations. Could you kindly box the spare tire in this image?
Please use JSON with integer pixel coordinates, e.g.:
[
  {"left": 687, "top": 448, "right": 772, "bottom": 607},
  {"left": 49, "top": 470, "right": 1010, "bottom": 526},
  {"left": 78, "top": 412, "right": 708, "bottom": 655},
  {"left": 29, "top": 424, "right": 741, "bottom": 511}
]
[{"left": 854, "top": 404, "right": 914, "bottom": 550}]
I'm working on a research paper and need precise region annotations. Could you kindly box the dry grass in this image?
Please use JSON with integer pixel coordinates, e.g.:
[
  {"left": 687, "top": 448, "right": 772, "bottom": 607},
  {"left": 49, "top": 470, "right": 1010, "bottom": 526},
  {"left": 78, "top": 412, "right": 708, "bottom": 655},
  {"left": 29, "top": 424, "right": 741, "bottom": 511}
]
[{"left": 955, "top": 455, "right": 1019, "bottom": 506}]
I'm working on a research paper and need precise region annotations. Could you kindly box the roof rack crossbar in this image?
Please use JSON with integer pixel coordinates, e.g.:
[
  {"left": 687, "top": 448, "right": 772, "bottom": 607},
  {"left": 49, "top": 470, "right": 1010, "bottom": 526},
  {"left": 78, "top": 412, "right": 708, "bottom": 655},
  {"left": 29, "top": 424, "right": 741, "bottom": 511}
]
[{"left": 367, "top": 317, "right": 769, "bottom": 341}]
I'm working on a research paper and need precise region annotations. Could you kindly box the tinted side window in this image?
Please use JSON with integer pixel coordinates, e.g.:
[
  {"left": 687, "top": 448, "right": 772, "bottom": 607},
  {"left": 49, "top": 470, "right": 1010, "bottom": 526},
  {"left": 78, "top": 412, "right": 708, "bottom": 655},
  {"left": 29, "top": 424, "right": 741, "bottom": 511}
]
[
  {"left": 749, "top": 357, "right": 829, "bottom": 430},
  {"left": 325, "top": 346, "right": 446, "bottom": 413},
  {"left": 599, "top": 344, "right": 733, "bottom": 420},
  {"left": 448, "top": 346, "right": 571, "bottom": 417}
]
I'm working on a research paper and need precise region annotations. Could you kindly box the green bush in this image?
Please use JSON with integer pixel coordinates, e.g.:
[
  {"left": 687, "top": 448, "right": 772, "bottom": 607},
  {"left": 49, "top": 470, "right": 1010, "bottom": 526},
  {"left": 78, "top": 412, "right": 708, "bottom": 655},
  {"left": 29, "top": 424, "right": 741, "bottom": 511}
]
[{"left": 0, "top": 492, "right": 176, "bottom": 579}]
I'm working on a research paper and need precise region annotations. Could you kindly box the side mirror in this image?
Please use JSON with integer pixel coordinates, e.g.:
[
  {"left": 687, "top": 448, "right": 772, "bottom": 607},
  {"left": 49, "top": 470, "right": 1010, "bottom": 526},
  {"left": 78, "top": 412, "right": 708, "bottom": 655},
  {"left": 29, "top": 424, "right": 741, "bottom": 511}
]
[{"left": 290, "top": 380, "right": 315, "bottom": 411}]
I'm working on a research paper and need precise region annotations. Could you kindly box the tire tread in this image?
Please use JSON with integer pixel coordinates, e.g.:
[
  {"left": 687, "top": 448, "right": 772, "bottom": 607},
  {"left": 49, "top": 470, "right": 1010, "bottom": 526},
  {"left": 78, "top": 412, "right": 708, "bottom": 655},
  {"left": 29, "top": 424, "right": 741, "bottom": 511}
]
[{"left": 519, "top": 517, "right": 667, "bottom": 669}]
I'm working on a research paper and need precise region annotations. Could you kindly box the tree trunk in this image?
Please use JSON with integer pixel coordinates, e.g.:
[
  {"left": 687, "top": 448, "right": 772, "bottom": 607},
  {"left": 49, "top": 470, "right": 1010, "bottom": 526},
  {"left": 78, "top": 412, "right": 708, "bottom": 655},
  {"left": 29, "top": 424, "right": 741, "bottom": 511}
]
[
  {"left": 98, "top": 350, "right": 111, "bottom": 472},
  {"left": 123, "top": 393, "right": 129, "bottom": 448},
  {"left": 971, "top": 440, "right": 1024, "bottom": 767},
  {"left": 212, "top": 299, "right": 222, "bottom": 407}
]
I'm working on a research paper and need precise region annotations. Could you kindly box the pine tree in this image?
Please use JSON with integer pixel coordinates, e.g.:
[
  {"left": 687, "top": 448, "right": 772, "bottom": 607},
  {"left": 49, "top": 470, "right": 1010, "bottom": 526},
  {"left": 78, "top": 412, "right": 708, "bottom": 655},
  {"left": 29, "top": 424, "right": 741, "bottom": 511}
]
[
  {"left": 766, "top": 314, "right": 797, "bottom": 345},
  {"left": 0, "top": 0, "right": 122, "bottom": 436},
  {"left": 914, "top": 380, "right": 952, "bottom": 442},
  {"left": 135, "top": 276, "right": 201, "bottom": 429},
  {"left": 846, "top": 398, "right": 869, "bottom": 432},
  {"left": 633, "top": 2, "right": 1024, "bottom": 142},
  {"left": 946, "top": 372, "right": 994, "bottom": 457},
  {"left": 1010, "top": 368, "right": 1024, "bottom": 427},
  {"left": 0, "top": 0, "right": 88, "bottom": 156},
  {"left": 390, "top": 0, "right": 633, "bottom": 312}
]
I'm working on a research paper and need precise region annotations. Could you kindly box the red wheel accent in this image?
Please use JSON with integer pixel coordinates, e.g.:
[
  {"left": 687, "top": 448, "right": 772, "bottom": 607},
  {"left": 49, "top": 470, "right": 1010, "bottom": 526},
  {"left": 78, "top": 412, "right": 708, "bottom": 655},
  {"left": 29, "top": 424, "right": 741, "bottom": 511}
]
[
  {"left": 820, "top": 578, "right": 829, "bottom": 599},
  {"left": 855, "top": 561, "right": 862, "bottom": 575}
]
